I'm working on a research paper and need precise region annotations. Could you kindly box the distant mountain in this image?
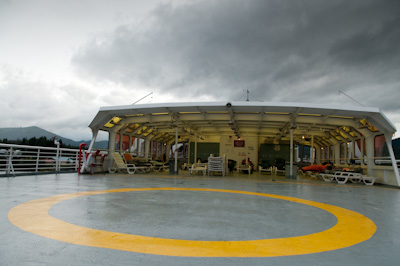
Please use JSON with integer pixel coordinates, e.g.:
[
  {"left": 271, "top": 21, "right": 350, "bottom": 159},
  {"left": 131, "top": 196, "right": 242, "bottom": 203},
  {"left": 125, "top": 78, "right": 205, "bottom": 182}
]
[{"left": 0, "top": 126, "right": 108, "bottom": 149}]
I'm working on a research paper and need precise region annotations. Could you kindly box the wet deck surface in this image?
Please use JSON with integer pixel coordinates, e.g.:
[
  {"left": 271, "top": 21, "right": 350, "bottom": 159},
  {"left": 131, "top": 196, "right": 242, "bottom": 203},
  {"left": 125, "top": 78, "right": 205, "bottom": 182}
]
[{"left": 1, "top": 171, "right": 400, "bottom": 265}]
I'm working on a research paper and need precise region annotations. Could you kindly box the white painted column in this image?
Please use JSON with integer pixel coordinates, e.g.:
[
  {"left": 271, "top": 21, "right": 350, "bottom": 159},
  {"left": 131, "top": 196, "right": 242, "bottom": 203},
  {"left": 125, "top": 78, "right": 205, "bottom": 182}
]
[
  {"left": 316, "top": 146, "right": 321, "bottom": 164},
  {"left": 194, "top": 133, "right": 198, "bottom": 163},
  {"left": 87, "top": 129, "right": 98, "bottom": 154},
  {"left": 311, "top": 136, "right": 314, "bottom": 165},
  {"left": 245, "top": 132, "right": 249, "bottom": 165},
  {"left": 187, "top": 140, "right": 191, "bottom": 165},
  {"left": 136, "top": 138, "right": 140, "bottom": 159},
  {"left": 174, "top": 127, "right": 178, "bottom": 174},
  {"left": 144, "top": 138, "right": 150, "bottom": 161},
  {"left": 166, "top": 144, "right": 171, "bottom": 162},
  {"left": 361, "top": 137, "right": 365, "bottom": 166},
  {"left": 334, "top": 143, "right": 340, "bottom": 165},
  {"left": 109, "top": 131, "right": 116, "bottom": 153},
  {"left": 365, "top": 136, "right": 375, "bottom": 176},
  {"left": 289, "top": 129, "right": 293, "bottom": 178}
]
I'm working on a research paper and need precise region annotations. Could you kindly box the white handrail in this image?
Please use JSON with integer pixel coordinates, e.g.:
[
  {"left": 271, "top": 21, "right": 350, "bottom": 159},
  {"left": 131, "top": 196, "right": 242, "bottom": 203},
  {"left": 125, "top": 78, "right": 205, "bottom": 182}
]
[{"left": 0, "top": 143, "right": 82, "bottom": 176}]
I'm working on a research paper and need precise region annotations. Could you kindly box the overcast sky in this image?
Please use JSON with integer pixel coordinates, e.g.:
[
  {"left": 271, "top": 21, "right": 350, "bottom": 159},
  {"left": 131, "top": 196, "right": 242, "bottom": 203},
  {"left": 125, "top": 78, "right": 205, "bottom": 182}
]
[{"left": 1, "top": 0, "right": 400, "bottom": 141}]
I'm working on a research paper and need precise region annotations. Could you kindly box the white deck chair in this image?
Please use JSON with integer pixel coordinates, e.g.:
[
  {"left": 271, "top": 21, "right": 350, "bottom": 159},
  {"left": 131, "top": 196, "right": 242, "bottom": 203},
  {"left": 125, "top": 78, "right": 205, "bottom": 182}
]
[
  {"left": 335, "top": 172, "right": 363, "bottom": 184},
  {"left": 108, "top": 152, "right": 136, "bottom": 174},
  {"left": 258, "top": 165, "right": 273, "bottom": 175},
  {"left": 189, "top": 163, "right": 207, "bottom": 175}
]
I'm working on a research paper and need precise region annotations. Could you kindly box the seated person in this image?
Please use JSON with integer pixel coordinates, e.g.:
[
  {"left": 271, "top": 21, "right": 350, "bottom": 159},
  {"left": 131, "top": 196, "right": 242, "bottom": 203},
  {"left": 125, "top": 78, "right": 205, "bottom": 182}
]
[{"left": 240, "top": 158, "right": 254, "bottom": 173}]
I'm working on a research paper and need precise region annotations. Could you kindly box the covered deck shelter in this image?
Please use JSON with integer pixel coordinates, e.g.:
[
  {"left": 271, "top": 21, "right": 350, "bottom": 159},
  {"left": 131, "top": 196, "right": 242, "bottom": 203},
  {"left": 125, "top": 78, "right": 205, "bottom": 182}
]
[{"left": 86, "top": 101, "right": 400, "bottom": 187}]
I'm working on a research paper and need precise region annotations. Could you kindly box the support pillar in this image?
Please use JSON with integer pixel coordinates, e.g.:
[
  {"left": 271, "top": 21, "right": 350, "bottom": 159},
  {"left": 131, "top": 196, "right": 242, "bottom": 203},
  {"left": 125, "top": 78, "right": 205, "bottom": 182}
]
[
  {"left": 194, "top": 133, "right": 198, "bottom": 164},
  {"left": 174, "top": 127, "right": 178, "bottom": 174},
  {"left": 311, "top": 136, "right": 314, "bottom": 165},
  {"left": 289, "top": 129, "right": 293, "bottom": 178}
]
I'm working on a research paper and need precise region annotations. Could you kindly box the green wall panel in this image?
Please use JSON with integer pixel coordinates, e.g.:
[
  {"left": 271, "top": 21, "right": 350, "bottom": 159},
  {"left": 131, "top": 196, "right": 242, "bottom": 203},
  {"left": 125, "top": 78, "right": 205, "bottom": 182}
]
[
  {"left": 189, "top": 142, "right": 220, "bottom": 163},
  {"left": 259, "top": 144, "right": 290, "bottom": 164}
]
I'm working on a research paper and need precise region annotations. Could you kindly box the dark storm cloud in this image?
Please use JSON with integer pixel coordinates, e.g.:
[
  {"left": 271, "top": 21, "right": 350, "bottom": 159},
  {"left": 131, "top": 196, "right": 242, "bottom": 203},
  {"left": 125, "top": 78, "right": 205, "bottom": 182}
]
[{"left": 72, "top": 0, "right": 400, "bottom": 112}]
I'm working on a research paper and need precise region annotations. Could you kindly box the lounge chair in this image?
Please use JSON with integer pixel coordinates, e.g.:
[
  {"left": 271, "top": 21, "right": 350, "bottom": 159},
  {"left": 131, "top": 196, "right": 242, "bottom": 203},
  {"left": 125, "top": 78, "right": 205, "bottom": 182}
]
[
  {"left": 189, "top": 163, "right": 207, "bottom": 175},
  {"left": 258, "top": 165, "right": 273, "bottom": 175},
  {"left": 123, "top": 153, "right": 152, "bottom": 173},
  {"left": 237, "top": 164, "right": 251, "bottom": 175},
  {"left": 275, "top": 166, "right": 286, "bottom": 175},
  {"left": 108, "top": 152, "right": 137, "bottom": 174},
  {"left": 150, "top": 160, "right": 169, "bottom": 172},
  {"left": 181, "top": 163, "right": 191, "bottom": 170},
  {"left": 361, "top": 175, "right": 376, "bottom": 185}
]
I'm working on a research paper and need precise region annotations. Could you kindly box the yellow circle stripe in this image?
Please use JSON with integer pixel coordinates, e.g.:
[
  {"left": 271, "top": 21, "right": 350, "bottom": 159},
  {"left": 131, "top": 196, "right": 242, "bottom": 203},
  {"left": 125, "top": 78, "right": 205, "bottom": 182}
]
[{"left": 8, "top": 188, "right": 376, "bottom": 257}]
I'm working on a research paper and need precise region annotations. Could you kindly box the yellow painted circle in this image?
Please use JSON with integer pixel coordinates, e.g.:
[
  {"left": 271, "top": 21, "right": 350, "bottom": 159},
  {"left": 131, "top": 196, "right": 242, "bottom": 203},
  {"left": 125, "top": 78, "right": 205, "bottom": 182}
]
[{"left": 8, "top": 188, "right": 376, "bottom": 257}]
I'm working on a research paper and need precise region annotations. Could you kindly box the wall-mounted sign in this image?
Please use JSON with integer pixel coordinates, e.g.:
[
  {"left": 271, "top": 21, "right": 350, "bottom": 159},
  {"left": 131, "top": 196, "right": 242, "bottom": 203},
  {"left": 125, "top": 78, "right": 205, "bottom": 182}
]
[{"left": 234, "top": 140, "right": 245, "bottom": 147}]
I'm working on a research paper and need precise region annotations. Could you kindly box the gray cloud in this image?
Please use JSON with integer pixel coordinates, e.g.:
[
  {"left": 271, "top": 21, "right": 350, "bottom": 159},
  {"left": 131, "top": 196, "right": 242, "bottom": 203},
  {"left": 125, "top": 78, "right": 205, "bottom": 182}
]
[
  {"left": 0, "top": 66, "right": 99, "bottom": 140},
  {"left": 72, "top": 0, "right": 400, "bottom": 113}
]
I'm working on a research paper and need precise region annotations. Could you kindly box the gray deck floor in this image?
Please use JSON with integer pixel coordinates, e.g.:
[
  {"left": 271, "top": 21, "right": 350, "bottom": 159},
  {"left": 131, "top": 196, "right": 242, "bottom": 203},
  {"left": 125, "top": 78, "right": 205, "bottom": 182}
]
[{"left": 1, "top": 171, "right": 400, "bottom": 266}]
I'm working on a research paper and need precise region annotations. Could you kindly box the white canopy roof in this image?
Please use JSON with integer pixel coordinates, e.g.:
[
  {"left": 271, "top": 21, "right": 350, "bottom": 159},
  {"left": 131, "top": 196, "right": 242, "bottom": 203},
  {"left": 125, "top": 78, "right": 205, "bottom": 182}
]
[{"left": 88, "top": 101, "right": 396, "bottom": 145}]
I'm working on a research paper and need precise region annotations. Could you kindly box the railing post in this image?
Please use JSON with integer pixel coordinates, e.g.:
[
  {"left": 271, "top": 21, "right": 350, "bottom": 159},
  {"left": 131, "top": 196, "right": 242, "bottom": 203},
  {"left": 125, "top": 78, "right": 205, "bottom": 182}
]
[
  {"left": 35, "top": 149, "right": 41, "bottom": 172},
  {"left": 58, "top": 150, "right": 63, "bottom": 171},
  {"left": 6, "top": 147, "right": 14, "bottom": 176},
  {"left": 54, "top": 137, "right": 60, "bottom": 173},
  {"left": 75, "top": 151, "right": 79, "bottom": 171}
]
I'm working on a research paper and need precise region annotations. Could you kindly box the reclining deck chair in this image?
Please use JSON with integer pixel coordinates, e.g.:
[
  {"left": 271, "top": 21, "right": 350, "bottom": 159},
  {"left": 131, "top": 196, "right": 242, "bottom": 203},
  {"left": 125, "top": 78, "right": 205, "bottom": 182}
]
[
  {"left": 150, "top": 160, "right": 169, "bottom": 172},
  {"left": 108, "top": 152, "right": 136, "bottom": 174},
  {"left": 123, "top": 153, "right": 152, "bottom": 173}
]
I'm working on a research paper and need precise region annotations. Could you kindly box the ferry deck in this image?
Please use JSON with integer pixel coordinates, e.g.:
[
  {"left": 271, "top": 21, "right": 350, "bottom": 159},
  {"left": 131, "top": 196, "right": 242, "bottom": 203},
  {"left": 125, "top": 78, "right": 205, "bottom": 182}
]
[
  {"left": 2, "top": 101, "right": 400, "bottom": 265},
  {"left": 1, "top": 170, "right": 400, "bottom": 266}
]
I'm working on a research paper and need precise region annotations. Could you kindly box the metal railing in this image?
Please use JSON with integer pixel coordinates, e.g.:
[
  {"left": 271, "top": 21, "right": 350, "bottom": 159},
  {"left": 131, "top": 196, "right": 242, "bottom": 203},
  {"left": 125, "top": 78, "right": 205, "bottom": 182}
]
[{"left": 0, "top": 143, "right": 81, "bottom": 176}]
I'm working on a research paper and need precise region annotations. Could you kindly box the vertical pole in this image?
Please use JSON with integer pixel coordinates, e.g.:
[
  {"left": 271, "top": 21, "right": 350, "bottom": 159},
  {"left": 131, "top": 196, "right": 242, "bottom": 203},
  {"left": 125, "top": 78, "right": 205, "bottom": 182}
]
[
  {"left": 290, "top": 129, "right": 293, "bottom": 178},
  {"left": 361, "top": 137, "right": 365, "bottom": 166},
  {"left": 175, "top": 127, "right": 178, "bottom": 174},
  {"left": 311, "top": 136, "right": 314, "bottom": 165},
  {"left": 6, "top": 147, "right": 13, "bottom": 175},
  {"left": 187, "top": 140, "right": 191, "bottom": 165},
  {"left": 166, "top": 144, "right": 171, "bottom": 162},
  {"left": 194, "top": 133, "right": 198, "bottom": 164},
  {"left": 109, "top": 131, "right": 116, "bottom": 153},
  {"left": 35, "top": 149, "right": 41, "bottom": 172},
  {"left": 246, "top": 132, "right": 249, "bottom": 164},
  {"left": 58, "top": 150, "right": 63, "bottom": 171},
  {"left": 54, "top": 137, "right": 60, "bottom": 173},
  {"left": 136, "top": 138, "right": 140, "bottom": 158},
  {"left": 144, "top": 138, "right": 150, "bottom": 161}
]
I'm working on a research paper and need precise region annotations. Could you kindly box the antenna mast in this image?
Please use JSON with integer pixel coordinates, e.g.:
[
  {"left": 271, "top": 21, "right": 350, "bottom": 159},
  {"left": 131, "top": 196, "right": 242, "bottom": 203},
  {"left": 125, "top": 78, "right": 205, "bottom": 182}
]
[
  {"left": 338, "top": 90, "right": 365, "bottom": 107},
  {"left": 132, "top": 92, "right": 153, "bottom": 105}
]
